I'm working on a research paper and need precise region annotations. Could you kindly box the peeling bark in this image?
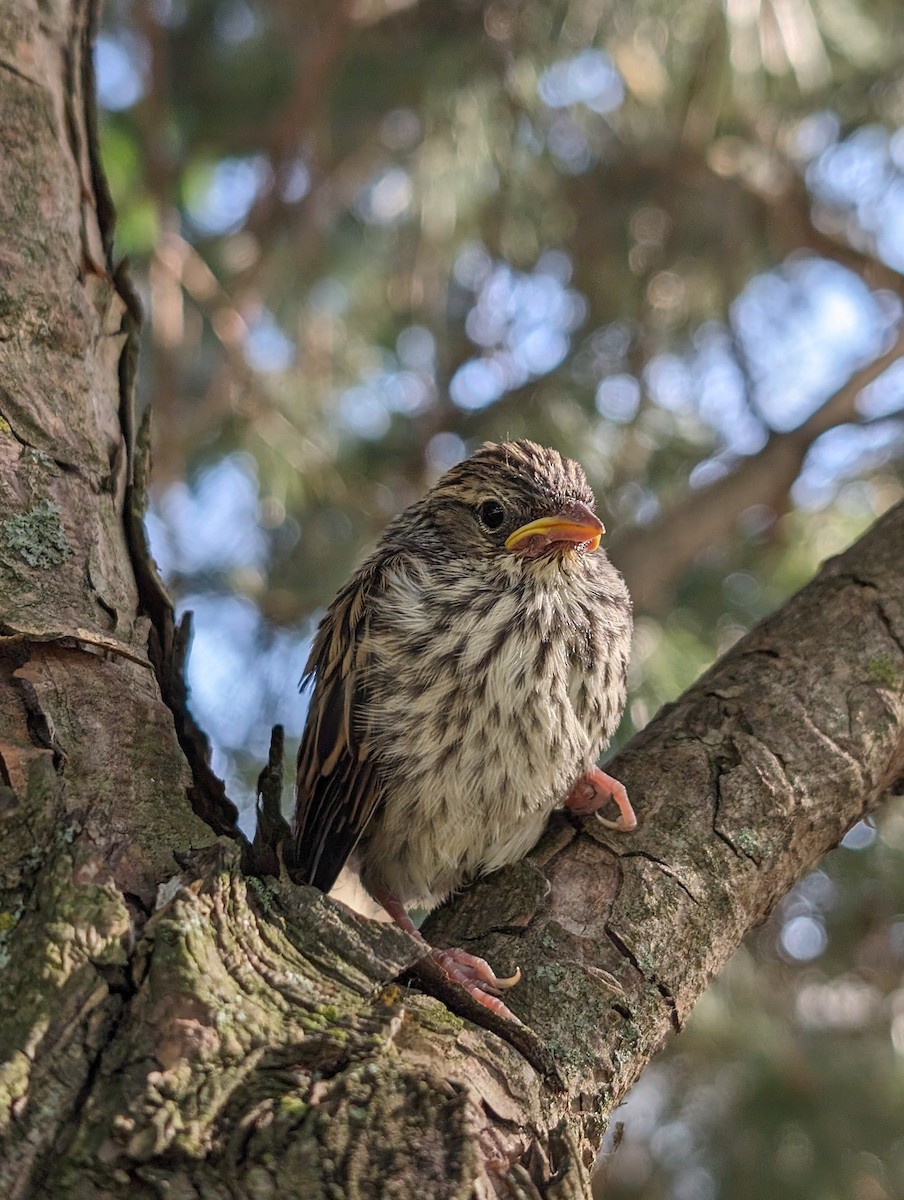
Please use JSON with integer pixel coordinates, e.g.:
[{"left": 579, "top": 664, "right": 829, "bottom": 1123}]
[{"left": 1, "top": 3, "right": 903, "bottom": 1199}]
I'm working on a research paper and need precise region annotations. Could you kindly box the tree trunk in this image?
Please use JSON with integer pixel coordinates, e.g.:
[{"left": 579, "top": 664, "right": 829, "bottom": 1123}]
[{"left": 1, "top": 3, "right": 902, "bottom": 1198}]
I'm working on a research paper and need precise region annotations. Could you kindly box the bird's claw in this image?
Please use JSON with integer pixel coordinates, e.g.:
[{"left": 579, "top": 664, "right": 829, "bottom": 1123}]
[
  {"left": 566, "top": 766, "right": 637, "bottom": 831},
  {"left": 374, "top": 887, "right": 523, "bottom": 1020},
  {"left": 492, "top": 966, "right": 522, "bottom": 990},
  {"left": 593, "top": 811, "right": 632, "bottom": 831},
  {"left": 432, "top": 947, "right": 523, "bottom": 1022}
]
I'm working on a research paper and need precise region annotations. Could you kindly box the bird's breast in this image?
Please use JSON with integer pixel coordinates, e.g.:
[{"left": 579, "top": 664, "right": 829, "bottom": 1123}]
[{"left": 356, "top": 566, "right": 630, "bottom": 903}]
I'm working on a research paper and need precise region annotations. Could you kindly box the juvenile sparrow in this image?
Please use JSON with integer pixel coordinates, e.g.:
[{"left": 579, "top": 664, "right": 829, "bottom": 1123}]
[{"left": 287, "top": 439, "right": 635, "bottom": 1018}]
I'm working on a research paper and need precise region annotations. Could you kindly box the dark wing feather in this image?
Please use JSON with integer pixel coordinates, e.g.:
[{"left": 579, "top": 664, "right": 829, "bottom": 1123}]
[{"left": 287, "top": 560, "right": 387, "bottom": 893}]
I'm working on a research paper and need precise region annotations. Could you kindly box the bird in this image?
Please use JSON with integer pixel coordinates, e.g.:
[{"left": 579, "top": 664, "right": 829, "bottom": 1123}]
[{"left": 286, "top": 438, "right": 636, "bottom": 1019}]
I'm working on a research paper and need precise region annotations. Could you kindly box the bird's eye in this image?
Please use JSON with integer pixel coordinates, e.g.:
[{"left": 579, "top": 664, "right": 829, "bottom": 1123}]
[{"left": 476, "top": 499, "right": 506, "bottom": 531}]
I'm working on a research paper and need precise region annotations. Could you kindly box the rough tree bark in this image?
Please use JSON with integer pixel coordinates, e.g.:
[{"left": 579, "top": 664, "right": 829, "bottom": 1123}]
[{"left": 1, "top": 3, "right": 903, "bottom": 1199}]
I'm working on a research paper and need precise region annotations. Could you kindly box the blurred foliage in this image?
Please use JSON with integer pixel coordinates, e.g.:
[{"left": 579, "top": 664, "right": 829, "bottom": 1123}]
[{"left": 96, "top": 0, "right": 904, "bottom": 1196}]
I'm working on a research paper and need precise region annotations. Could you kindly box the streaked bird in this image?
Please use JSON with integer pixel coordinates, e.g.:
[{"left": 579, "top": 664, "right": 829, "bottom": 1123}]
[{"left": 288, "top": 439, "right": 635, "bottom": 1017}]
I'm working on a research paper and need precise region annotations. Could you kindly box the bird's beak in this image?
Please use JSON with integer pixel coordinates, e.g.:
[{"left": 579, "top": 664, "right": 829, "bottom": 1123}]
[{"left": 505, "top": 502, "right": 604, "bottom": 557}]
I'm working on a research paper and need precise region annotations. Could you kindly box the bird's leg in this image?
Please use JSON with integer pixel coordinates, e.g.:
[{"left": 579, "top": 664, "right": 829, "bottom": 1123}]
[
  {"left": 566, "top": 765, "right": 637, "bottom": 831},
  {"left": 375, "top": 890, "right": 423, "bottom": 938},
  {"left": 374, "top": 887, "right": 522, "bottom": 1021}
]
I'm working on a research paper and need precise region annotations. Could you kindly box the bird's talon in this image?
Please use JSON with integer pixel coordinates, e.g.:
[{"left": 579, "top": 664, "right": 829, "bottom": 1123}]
[
  {"left": 430, "top": 947, "right": 522, "bottom": 1019},
  {"left": 493, "top": 966, "right": 522, "bottom": 990},
  {"left": 567, "top": 766, "right": 637, "bottom": 831},
  {"left": 593, "top": 811, "right": 629, "bottom": 831}
]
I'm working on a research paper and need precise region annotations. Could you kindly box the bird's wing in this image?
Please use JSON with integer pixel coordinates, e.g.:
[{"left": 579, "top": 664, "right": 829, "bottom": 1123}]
[{"left": 288, "top": 561, "right": 387, "bottom": 893}]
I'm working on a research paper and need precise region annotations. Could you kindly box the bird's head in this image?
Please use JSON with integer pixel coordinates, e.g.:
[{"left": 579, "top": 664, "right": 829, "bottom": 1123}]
[{"left": 411, "top": 439, "right": 604, "bottom": 565}]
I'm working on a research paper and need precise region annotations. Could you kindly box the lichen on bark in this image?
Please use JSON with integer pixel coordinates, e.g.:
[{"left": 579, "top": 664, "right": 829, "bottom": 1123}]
[{"left": 1, "top": 501, "right": 73, "bottom": 568}]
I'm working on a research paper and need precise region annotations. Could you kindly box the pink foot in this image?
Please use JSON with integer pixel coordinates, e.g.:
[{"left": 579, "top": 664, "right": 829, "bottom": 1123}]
[
  {"left": 432, "top": 948, "right": 522, "bottom": 1022},
  {"left": 565, "top": 766, "right": 637, "bottom": 831},
  {"left": 374, "top": 887, "right": 522, "bottom": 1022}
]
